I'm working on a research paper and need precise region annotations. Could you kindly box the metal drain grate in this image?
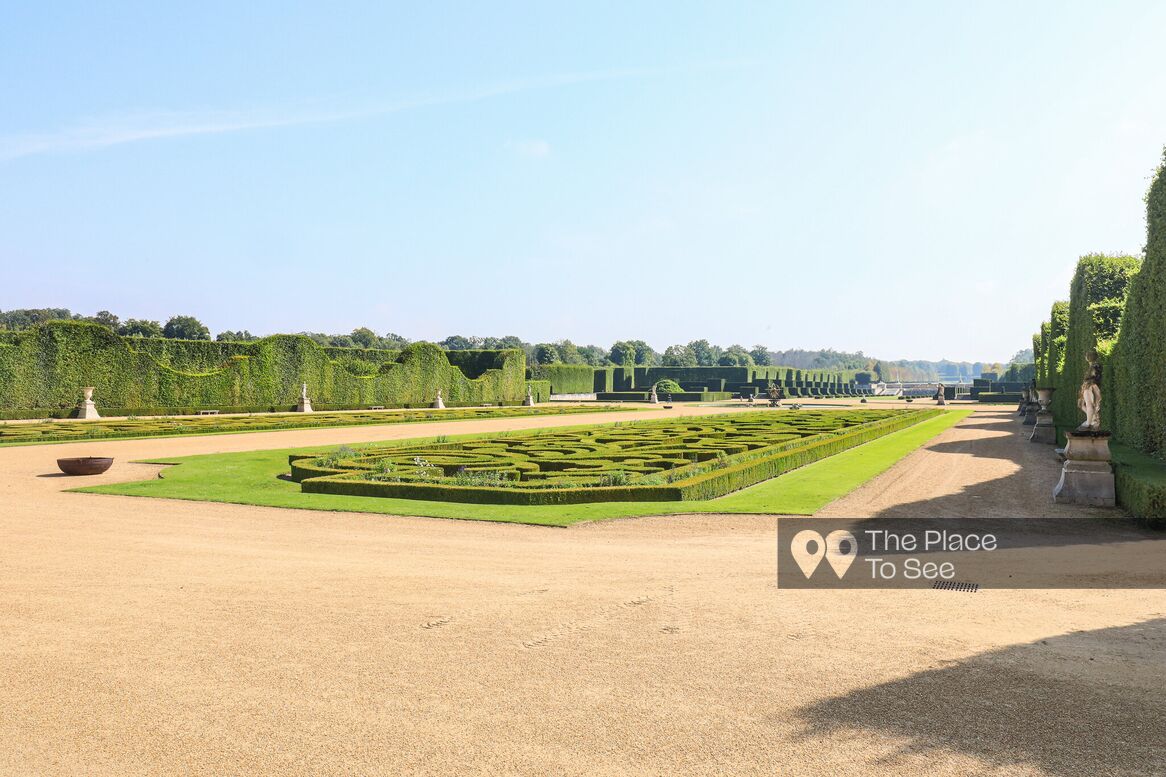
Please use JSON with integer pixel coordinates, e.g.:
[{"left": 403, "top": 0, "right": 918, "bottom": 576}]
[{"left": 932, "top": 580, "right": 979, "bottom": 593}]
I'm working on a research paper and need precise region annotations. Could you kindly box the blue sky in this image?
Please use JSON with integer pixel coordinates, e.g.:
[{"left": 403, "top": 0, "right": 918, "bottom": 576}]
[{"left": 2, "top": 1, "right": 1164, "bottom": 362}]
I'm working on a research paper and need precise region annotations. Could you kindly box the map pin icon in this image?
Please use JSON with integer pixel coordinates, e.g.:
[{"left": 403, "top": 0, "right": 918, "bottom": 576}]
[
  {"left": 825, "top": 530, "right": 858, "bottom": 579},
  {"left": 790, "top": 530, "right": 826, "bottom": 578}
]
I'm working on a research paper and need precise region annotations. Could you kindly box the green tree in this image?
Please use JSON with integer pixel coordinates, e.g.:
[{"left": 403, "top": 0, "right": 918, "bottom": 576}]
[
  {"left": 718, "top": 344, "right": 754, "bottom": 367},
  {"left": 687, "top": 339, "right": 721, "bottom": 366},
  {"left": 162, "top": 315, "right": 210, "bottom": 340},
  {"left": 609, "top": 341, "right": 638, "bottom": 366},
  {"left": 749, "top": 345, "right": 771, "bottom": 366},
  {"left": 440, "top": 335, "right": 479, "bottom": 350},
  {"left": 662, "top": 344, "right": 697, "bottom": 367},
  {"left": 533, "top": 343, "right": 561, "bottom": 364},
  {"left": 376, "top": 332, "right": 408, "bottom": 349},
  {"left": 88, "top": 310, "right": 120, "bottom": 331},
  {"left": 577, "top": 345, "right": 609, "bottom": 366},
  {"left": 119, "top": 318, "right": 163, "bottom": 338},
  {"left": 554, "top": 340, "right": 586, "bottom": 364},
  {"left": 216, "top": 330, "right": 258, "bottom": 342},
  {"left": 1010, "top": 347, "right": 1034, "bottom": 364},
  {"left": 0, "top": 308, "right": 73, "bottom": 330},
  {"left": 348, "top": 327, "right": 378, "bottom": 349}
]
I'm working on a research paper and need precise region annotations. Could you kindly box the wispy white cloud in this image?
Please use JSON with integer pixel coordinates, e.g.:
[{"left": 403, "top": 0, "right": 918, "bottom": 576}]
[
  {"left": 508, "top": 139, "right": 551, "bottom": 158},
  {"left": 0, "top": 60, "right": 758, "bottom": 163}
]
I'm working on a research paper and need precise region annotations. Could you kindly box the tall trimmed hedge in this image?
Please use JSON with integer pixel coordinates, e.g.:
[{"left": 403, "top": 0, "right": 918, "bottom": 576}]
[
  {"left": 1111, "top": 152, "right": 1166, "bottom": 456},
  {"left": 1051, "top": 254, "right": 1140, "bottom": 436},
  {"left": 0, "top": 321, "right": 525, "bottom": 416},
  {"left": 1044, "top": 300, "right": 1070, "bottom": 389},
  {"left": 528, "top": 363, "right": 594, "bottom": 394}
]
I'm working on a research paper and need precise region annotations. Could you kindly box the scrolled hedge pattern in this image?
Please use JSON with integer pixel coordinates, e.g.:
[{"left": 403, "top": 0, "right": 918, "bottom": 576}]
[{"left": 291, "top": 408, "right": 939, "bottom": 505}]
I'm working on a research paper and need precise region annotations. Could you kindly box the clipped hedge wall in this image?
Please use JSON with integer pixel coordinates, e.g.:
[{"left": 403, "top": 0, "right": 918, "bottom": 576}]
[
  {"left": 528, "top": 364, "right": 595, "bottom": 394},
  {"left": 1051, "top": 254, "right": 1140, "bottom": 438},
  {"left": 0, "top": 321, "right": 525, "bottom": 416},
  {"left": 528, "top": 380, "right": 551, "bottom": 403},
  {"left": 1044, "top": 300, "right": 1070, "bottom": 388},
  {"left": 1111, "top": 152, "right": 1166, "bottom": 457}
]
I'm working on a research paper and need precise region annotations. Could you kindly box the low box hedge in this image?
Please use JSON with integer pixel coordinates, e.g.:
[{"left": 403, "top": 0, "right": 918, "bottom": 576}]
[{"left": 294, "top": 408, "right": 939, "bottom": 505}]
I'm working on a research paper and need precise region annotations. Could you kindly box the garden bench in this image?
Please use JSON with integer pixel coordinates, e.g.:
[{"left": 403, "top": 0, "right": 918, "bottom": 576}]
[
  {"left": 369, "top": 405, "right": 385, "bottom": 410},
  {"left": 197, "top": 410, "right": 220, "bottom": 415}
]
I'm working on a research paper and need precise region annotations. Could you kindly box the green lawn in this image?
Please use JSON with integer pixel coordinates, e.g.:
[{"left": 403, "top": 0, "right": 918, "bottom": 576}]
[{"left": 77, "top": 410, "right": 971, "bottom": 526}]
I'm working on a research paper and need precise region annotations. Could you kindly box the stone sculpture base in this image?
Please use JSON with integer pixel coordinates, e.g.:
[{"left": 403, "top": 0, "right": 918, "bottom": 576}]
[
  {"left": 76, "top": 400, "right": 101, "bottom": 420},
  {"left": 432, "top": 398, "right": 445, "bottom": 409},
  {"left": 1030, "top": 412, "right": 1055, "bottom": 444},
  {"left": 296, "top": 399, "right": 313, "bottom": 413},
  {"left": 1022, "top": 404, "right": 1038, "bottom": 426},
  {"left": 1053, "top": 432, "right": 1114, "bottom": 507},
  {"left": 523, "top": 394, "right": 535, "bottom": 407}
]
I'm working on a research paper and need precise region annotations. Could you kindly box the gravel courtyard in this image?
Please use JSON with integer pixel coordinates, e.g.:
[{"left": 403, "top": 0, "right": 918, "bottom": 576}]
[{"left": 2, "top": 406, "right": 1163, "bottom": 776}]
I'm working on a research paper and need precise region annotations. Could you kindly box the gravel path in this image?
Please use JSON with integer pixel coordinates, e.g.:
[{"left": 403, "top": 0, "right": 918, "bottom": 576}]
[{"left": 2, "top": 406, "right": 1163, "bottom": 775}]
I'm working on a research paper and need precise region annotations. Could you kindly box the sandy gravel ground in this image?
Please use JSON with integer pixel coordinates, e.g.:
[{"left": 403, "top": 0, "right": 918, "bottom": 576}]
[{"left": 1, "top": 407, "right": 1164, "bottom": 775}]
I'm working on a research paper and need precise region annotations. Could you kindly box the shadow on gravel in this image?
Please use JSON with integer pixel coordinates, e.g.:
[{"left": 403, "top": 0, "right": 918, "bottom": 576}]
[{"left": 795, "top": 619, "right": 1166, "bottom": 776}]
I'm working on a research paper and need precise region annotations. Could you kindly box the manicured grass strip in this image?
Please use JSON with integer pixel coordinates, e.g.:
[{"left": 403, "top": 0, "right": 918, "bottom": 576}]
[
  {"left": 0, "top": 405, "right": 627, "bottom": 447},
  {"left": 75, "top": 410, "right": 969, "bottom": 526}
]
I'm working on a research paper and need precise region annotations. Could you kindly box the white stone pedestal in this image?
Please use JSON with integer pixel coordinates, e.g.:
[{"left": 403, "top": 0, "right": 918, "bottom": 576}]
[
  {"left": 296, "top": 398, "right": 313, "bottom": 413},
  {"left": 1053, "top": 433, "right": 1115, "bottom": 507},
  {"left": 77, "top": 387, "right": 101, "bottom": 419}
]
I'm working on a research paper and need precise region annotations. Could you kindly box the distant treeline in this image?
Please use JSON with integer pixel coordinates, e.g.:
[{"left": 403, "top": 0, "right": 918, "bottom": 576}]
[{"left": 0, "top": 309, "right": 1026, "bottom": 382}]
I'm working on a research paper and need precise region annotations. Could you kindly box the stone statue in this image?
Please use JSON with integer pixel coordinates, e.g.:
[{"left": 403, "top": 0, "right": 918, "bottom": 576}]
[
  {"left": 523, "top": 384, "right": 535, "bottom": 406},
  {"left": 936, "top": 383, "right": 946, "bottom": 405},
  {"left": 648, "top": 385, "right": 659, "bottom": 404},
  {"left": 1077, "top": 350, "right": 1102, "bottom": 432},
  {"left": 432, "top": 388, "right": 445, "bottom": 410},
  {"left": 296, "top": 382, "right": 313, "bottom": 413}
]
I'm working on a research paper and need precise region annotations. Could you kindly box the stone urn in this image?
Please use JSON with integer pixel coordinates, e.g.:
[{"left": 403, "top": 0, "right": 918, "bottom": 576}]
[
  {"left": 1030, "top": 387, "right": 1056, "bottom": 444},
  {"left": 77, "top": 386, "right": 101, "bottom": 420}
]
